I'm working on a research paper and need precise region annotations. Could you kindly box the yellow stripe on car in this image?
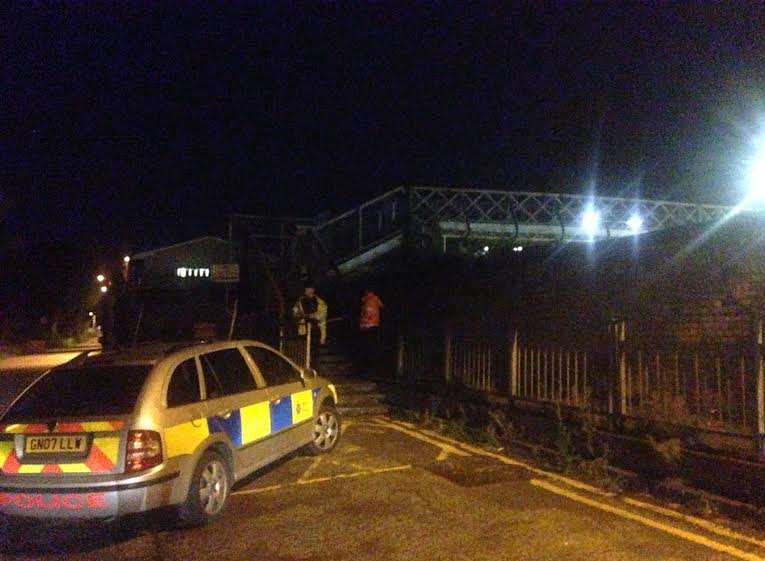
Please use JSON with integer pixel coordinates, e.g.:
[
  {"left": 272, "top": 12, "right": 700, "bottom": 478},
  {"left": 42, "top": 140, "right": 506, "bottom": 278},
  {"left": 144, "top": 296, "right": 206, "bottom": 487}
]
[
  {"left": 3, "top": 424, "right": 28, "bottom": 434},
  {"left": 17, "top": 464, "right": 45, "bottom": 474},
  {"left": 0, "top": 440, "right": 13, "bottom": 465},
  {"left": 80, "top": 422, "right": 120, "bottom": 433},
  {"left": 164, "top": 420, "right": 210, "bottom": 458},
  {"left": 95, "top": 436, "right": 121, "bottom": 464},
  {"left": 291, "top": 390, "right": 314, "bottom": 424},
  {"left": 240, "top": 401, "right": 271, "bottom": 445},
  {"left": 58, "top": 463, "right": 90, "bottom": 473}
]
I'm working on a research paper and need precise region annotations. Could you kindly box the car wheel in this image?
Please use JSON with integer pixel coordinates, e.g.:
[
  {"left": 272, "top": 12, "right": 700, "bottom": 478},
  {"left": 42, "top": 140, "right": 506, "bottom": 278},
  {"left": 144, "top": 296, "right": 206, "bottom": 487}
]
[
  {"left": 178, "top": 450, "right": 232, "bottom": 525},
  {"left": 306, "top": 403, "right": 341, "bottom": 455}
]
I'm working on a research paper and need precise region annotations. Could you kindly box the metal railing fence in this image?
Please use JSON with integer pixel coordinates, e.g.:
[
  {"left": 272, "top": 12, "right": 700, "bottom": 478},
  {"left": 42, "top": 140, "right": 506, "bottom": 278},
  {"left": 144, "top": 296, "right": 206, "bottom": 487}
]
[
  {"left": 397, "top": 320, "right": 765, "bottom": 451},
  {"left": 279, "top": 322, "right": 312, "bottom": 369}
]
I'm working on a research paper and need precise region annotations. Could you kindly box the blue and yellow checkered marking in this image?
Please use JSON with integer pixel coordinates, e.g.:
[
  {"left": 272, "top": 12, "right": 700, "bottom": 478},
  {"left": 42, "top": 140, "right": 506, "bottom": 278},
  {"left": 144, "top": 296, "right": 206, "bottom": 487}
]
[
  {"left": 165, "top": 388, "right": 320, "bottom": 458},
  {"left": 240, "top": 401, "right": 270, "bottom": 444},
  {"left": 269, "top": 396, "right": 293, "bottom": 433},
  {"left": 207, "top": 410, "right": 243, "bottom": 448}
]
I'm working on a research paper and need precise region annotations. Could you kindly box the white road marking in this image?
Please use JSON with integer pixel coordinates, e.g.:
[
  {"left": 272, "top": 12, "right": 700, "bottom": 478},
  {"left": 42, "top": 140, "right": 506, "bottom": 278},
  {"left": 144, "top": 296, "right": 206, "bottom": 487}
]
[
  {"left": 531, "top": 479, "right": 765, "bottom": 561},
  {"left": 232, "top": 464, "right": 412, "bottom": 496},
  {"left": 377, "top": 418, "right": 613, "bottom": 496},
  {"left": 370, "top": 419, "right": 471, "bottom": 461}
]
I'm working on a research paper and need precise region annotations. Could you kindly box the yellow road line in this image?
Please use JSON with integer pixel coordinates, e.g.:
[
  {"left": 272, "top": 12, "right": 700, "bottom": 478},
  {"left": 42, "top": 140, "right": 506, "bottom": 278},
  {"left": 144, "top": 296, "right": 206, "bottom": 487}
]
[
  {"left": 371, "top": 419, "right": 470, "bottom": 460},
  {"left": 232, "top": 464, "right": 412, "bottom": 496},
  {"left": 298, "top": 455, "right": 323, "bottom": 483},
  {"left": 623, "top": 497, "right": 765, "bottom": 550},
  {"left": 378, "top": 418, "right": 614, "bottom": 497},
  {"left": 531, "top": 479, "right": 765, "bottom": 561}
]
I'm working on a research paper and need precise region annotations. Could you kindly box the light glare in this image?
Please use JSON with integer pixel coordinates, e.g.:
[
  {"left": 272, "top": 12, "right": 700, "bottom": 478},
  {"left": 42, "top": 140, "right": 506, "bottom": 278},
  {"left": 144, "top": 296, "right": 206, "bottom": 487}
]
[
  {"left": 582, "top": 207, "right": 600, "bottom": 238},
  {"left": 627, "top": 214, "right": 643, "bottom": 233},
  {"left": 96, "top": 274, "right": 106, "bottom": 283},
  {"left": 748, "top": 146, "right": 765, "bottom": 201},
  {"left": 100, "top": 285, "right": 108, "bottom": 293}
]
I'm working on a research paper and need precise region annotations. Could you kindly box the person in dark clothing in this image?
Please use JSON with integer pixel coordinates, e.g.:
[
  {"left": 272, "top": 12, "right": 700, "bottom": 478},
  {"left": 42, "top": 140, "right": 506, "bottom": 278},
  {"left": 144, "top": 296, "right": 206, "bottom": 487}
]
[{"left": 292, "top": 283, "right": 328, "bottom": 346}]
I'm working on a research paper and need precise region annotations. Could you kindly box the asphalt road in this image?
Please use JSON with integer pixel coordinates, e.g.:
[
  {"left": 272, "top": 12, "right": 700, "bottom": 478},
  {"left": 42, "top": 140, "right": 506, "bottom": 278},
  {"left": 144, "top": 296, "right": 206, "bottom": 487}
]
[{"left": 2, "top": 416, "right": 765, "bottom": 561}]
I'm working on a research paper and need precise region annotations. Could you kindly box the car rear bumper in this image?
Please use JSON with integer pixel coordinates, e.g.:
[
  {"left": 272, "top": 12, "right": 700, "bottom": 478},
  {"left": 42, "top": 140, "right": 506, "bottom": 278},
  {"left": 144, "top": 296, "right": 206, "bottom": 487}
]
[{"left": 0, "top": 471, "right": 180, "bottom": 519}]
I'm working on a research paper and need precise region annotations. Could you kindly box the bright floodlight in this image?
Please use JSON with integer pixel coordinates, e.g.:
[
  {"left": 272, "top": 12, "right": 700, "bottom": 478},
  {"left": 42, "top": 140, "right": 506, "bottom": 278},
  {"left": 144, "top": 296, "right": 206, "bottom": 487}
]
[
  {"left": 88, "top": 311, "right": 94, "bottom": 317},
  {"left": 627, "top": 214, "right": 643, "bottom": 234},
  {"left": 513, "top": 245, "right": 523, "bottom": 252},
  {"left": 96, "top": 274, "right": 106, "bottom": 283},
  {"left": 100, "top": 285, "right": 108, "bottom": 293},
  {"left": 123, "top": 255, "right": 131, "bottom": 263},
  {"left": 581, "top": 206, "right": 600, "bottom": 238},
  {"left": 483, "top": 245, "right": 489, "bottom": 252},
  {"left": 747, "top": 144, "right": 765, "bottom": 202}
]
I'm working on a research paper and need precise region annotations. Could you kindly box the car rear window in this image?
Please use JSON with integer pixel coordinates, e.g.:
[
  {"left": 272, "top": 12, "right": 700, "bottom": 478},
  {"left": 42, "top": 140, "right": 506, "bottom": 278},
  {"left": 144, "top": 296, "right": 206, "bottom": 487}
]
[{"left": 2, "top": 365, "right": 152, "bottom": 421}]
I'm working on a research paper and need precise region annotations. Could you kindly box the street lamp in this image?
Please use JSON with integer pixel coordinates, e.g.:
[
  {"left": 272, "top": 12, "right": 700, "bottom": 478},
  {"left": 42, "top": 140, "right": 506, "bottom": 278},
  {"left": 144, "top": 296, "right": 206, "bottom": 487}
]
[
  {"left": 581, "top": 206, "right": 600, "bottom": 239},
  {"left": 100, "top": 285, "right": 108, "bottom": 294},
  {"left": 627, "top": 213, "right": 643, "bottom": 234},
  {"left": 123, "top": 255, "right": 131, "bottom": 264},
  {"left": 96, "top": 274, "right": 106, "bottom": 283},
  {"left": 746, "top": 141, "right": 765, "bottom": 203}
]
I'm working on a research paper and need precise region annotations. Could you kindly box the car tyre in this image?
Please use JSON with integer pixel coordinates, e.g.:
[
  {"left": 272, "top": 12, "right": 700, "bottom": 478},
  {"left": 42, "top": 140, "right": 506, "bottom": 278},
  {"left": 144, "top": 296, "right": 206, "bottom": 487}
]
[
  {"left": 305, "top": 403, "right": 341, "bottom": 455},
  {"left": 178, "top": 450, "right": 232, "bottom": 526}
]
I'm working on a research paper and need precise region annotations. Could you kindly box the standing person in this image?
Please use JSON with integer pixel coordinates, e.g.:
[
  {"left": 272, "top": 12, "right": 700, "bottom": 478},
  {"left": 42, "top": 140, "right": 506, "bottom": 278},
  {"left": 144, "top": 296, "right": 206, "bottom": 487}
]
[
  {"left": 292, "top": 282, "right": 328, "bottom": 346},
  {"left": 359, "top": 289, "right": 383, "bottom": 376}
]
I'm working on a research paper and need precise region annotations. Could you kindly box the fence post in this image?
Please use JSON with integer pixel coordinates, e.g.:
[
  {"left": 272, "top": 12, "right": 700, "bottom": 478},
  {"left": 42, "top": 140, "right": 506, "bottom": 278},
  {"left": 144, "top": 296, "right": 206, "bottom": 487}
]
[
  {"left": 444, "top": 327, "right": 453, "bottom": 384},
  {"left": 306, "top": 322, "right": 312, "bottom": 370},
  {"left": 757, "top": 319, "right": 764, "bottom": 458},
  {"left": 619, "top": 320, "right": 628, "bottom": 416},
  {"left": 509, "top": 329, "right": 519, "bottom": 398},
  {"left": 278, "top": 326, "right": 284, "bottom": 353},
  {"left": 397, "top": 333, "right": 405, "bottom": 380}
]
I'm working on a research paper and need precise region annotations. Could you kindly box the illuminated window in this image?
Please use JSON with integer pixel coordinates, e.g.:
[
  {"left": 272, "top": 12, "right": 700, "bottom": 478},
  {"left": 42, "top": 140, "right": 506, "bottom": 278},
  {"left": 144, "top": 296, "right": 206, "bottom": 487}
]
[{"left": 176, "top": 267, "right": 210, "bottom": 278}]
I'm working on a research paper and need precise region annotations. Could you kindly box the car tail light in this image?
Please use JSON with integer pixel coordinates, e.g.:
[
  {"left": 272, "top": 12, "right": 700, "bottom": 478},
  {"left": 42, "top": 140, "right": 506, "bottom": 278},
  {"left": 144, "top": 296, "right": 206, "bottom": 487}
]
[{"left": 125, "top": 430, "right": 163, "bottom": 473}]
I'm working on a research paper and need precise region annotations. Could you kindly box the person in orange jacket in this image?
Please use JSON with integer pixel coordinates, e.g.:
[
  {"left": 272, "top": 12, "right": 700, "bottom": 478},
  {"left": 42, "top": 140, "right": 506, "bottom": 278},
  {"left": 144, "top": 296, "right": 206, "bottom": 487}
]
[
  {"left": 360, "top": 289, "right": 383, "bottom": 331},
  {"left": 359, "top": 290, "right": 383, "bottom": 377}
]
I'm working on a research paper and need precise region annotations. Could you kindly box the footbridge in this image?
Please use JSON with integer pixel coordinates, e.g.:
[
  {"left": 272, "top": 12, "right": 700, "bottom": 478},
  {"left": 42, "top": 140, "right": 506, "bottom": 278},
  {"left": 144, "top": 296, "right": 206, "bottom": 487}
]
[{"left": 232, "top": 186, "right": 734, "bottom": 278}]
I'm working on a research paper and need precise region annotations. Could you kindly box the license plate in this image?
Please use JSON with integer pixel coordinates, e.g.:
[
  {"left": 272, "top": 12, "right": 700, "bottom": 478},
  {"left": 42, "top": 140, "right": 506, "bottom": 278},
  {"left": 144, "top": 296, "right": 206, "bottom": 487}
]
[{"left": 24, "top": 435, "right": 88, "bottom": 454}]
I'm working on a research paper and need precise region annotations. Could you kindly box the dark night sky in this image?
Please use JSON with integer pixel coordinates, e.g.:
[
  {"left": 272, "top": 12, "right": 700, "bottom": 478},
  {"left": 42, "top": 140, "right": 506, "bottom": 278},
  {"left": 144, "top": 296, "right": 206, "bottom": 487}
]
[{"left": 3, "top": 2, "right": 765, "bottom": 250}]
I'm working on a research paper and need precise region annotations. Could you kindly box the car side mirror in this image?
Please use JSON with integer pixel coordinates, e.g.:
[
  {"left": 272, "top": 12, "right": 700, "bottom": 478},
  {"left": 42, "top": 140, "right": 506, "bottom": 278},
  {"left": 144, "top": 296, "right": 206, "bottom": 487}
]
[{"left": 302, "top": 367, "right": 318, "bottom": 380}]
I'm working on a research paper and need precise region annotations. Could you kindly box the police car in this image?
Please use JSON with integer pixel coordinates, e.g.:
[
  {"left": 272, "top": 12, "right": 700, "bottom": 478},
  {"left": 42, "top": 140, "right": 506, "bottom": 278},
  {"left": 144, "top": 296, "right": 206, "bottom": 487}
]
[{"left": 0, "top": 340, "right": 340, "bottom": 524}]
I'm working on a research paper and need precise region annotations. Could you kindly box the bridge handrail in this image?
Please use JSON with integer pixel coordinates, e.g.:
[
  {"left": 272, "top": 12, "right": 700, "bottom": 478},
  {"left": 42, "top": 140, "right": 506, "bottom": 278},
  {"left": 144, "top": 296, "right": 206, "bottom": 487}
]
[
  {"left": 408, "top": 186, "right": 734, "bottom": 211},
  {"left": 232, "top": 186, "right": 747, "bottom": 279},
  {"left": 314, "top": 186, "right": 406, "bottom": 232}
]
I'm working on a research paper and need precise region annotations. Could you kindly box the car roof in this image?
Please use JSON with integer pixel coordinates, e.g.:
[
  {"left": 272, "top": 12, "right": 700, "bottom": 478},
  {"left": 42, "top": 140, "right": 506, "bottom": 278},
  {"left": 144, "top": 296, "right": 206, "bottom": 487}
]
[{"left": 57, "top": 340, "right": 265, "bottom": 369}]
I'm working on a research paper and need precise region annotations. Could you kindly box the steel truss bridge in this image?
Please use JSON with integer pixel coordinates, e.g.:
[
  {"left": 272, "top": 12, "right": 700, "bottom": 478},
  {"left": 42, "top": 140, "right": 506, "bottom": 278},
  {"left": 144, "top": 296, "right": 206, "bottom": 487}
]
[{"left": 233, "top": 186, "right": 735, "bottom": 276}]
